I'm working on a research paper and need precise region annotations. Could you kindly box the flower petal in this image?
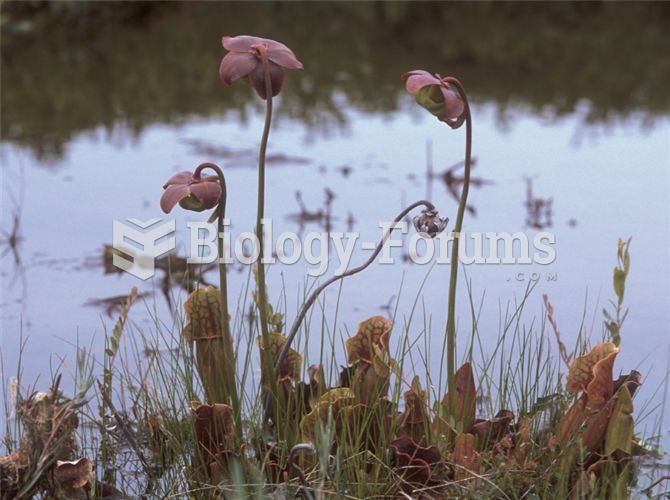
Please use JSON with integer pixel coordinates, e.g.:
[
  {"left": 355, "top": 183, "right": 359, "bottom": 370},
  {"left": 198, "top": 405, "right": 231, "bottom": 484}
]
[
  {"left": 221, "top": 35, "right": 263, "bottom": 51},
  {"left": 190, "top": 180, "right": 222, "bottom": 209},
  {"left": 440, "top": 86, "right": 465, "bottom": 120},
  {"left": 163, "top": 171, "right": 193, "bottom": 188},
  {"left": 219, "top": 52, "right": 257, "bottom": 84},
  {"left": 248, "top": 62, "right": 285, "bottom": 99},
  {"left": 266, "top": 42, "right": 303, "bottom": 69},
  {"left": 402, "top": 70, "right": 441, "bottom": 94},
  {"left": 160, "top": 184, "right": 188, "bottom": 213}
]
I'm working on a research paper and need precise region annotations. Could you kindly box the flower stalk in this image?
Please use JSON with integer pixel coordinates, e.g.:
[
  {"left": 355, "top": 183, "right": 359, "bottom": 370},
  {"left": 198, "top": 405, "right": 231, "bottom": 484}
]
[
  {"left": 255, "top": 45, "right": 272, "bottom": 342},
  {"left": 263, "top": 200, "right": 447, "bottom": 428},
  {"left": 254, "top": 46, "right": 281, "bottom": 421},
  {"left": 402, "top": 70, "right": 472, "bottom": 426},
  {"left": 194, "top": 163, "right": 241, "bottom": 438},
  {"left": 217, "top": 34, "right": 303, "bottom": 441},
  {"left": 441, "top": 77, "right": 472, "bottom": 419},
  {"left": 402, "top": 70, "right": 472, "bottom": 423},
  {"left": 192, "top": 163, "right": 230, "bottom": 324},
  {"left": 161, "top": 162, "right": 242, "bottom": 439}
]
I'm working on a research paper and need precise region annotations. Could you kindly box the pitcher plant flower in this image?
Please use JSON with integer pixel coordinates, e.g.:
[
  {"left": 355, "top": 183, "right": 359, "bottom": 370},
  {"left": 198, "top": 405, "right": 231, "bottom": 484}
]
[
  {"left": 403, "top": 69, "right": 472, "bottom": 422},
  {"left": 219, "top": 35, "right": 303, "bottom": 393},
  {"left": 159, "top": 163, "right": 241, "bottom": 440},
  {"left": 264, "top": 199, "right": 449, "bottom": 428},
  {"left": 402, "top": 70, "right": 465, "bottom": 128},
  {"left": 160, "top": 171, "right": 222, "bottom": 213},
  {"left": 219, "top": 35, "right": 303, "bottom": 100},
  {"left": 413, "top": 208, "right": 449, "bottom": 238}
]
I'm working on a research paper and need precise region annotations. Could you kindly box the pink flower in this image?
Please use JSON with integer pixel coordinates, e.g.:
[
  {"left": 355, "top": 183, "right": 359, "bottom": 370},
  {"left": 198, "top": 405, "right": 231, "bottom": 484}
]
[
  {"left": 402, "top": 70, "right": 464, "bottom": 125},
  {"left": 160, "top": 171, "right": 222, "bottom": 213},
  {"left": 219, "top": 35, "right": 303, "bottom": 100}
]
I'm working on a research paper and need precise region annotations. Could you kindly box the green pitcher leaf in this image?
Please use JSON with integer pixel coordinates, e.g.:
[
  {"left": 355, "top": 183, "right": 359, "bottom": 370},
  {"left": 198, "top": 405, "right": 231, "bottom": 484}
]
[
  {"left": 605, "top": 384, "right": 634, "bottom": 455},
  {"left": 345, "top": 316, "right": 392, "bottom": 364},
  {"left": 256, "top": 332, "right": 302, "bottom": 381},
  {"left": 182, "top": 286, "right": 225, "bottom": 342}
]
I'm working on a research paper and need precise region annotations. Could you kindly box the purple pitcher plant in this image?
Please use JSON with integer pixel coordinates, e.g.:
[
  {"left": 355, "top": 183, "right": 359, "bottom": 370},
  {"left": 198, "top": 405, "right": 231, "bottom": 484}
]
[{"left": 403, "top": 69, "right": 472, "bottom": 422}]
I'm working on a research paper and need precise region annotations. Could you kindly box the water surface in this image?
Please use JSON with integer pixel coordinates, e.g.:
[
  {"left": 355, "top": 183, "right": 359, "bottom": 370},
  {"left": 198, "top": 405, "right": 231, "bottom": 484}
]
[{"left": 1, "top": 2, "right": 669, "bottom": 454}]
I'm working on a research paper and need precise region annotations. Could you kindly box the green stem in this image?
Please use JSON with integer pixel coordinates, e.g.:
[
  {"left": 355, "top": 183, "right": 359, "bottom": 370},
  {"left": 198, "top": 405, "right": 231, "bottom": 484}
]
[
  {"left": 194, "top": 162, "right": 241, "bottom": 440},
  {"left": 263, "top": 199, "right": 438, "bottom": 427},
  {"left": 255, "top": 46, "right": 281, "bottom": 432},
  {"left": 442, "top": 77, "right": 472, "bottom": 419},
  {"left": 256, "top": 46, "right": 273, "bottom": 342}
]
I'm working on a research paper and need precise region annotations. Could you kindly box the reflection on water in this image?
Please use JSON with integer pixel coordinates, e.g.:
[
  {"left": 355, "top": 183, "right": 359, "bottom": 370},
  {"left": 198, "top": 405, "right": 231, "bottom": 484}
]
[
  {"left": 0, "top": 211, "right": 23, "bottom": 267},
  {"left": 427, "top": 154, "right": 494, "bottom": 218},
  {"left": 288, "top": 189, "right": 336, "bottom": 235},
  {"left": 2, "top": 2, "right": 669, "bottom": 160},
  {"left": 524, "top": 176, "right": 554, "bottom": 230},
  {"left": 181, "top": 138, "right": 312, "bottom": 168},
  {"left": 102, "top": 245, "right": 217, "bottom": 309},
  {"left": 85, "top": 290, "right": 151, "bottom": 319}
]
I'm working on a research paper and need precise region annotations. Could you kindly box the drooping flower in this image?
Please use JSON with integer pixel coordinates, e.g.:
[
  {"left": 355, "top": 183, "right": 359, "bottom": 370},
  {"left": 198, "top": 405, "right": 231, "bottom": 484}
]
[
  {"left": 219, "top": 35, "right": 303, "bottom": 99},
  {"left": 160, "top": 171, "right": 222, "bottom": 213},
  {"left": 402, "top": 70, "right": 464, "bottom": 125},
  {"left": 413, "top": 208, "right": 449, "bottom": 237}
]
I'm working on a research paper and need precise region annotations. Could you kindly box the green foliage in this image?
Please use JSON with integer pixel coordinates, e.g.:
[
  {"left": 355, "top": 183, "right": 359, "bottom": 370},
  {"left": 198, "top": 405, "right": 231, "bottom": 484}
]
[
  {"left": 604, "top": 237, "right": 631, "bottom": 346},
  {"left": 2, "top": 277, "right": 662, "bottom": 497}
]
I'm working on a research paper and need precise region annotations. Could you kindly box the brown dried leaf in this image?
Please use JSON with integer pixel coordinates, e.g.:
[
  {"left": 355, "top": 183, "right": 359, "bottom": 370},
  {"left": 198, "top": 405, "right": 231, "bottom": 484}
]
[
  {"left": 566, "top": 342, "right": 619, "bottom": 393},
  {"left": 581, "top": 397, "right": 616, "bottom": 453},
  {"left": 613, "top": 370, "right": 641, "bottom": 398},
  {"left": 439, "top": 362, "right": 476, "bottom": 433},
  {"left": 209, "top": 449, "right": 243, "bottom": 485},
  {"left": 190, "top": 401, "right": 235, "bottom": 468},
  {"left": 514, "top": 416, "right": 532, "bottom": 466},
  {"left": 351, "top": 361, "right": 390, "bottom": 405},
  {"left": 585, "top": 350, "right": 618, "bottom": 409},
  {"left": 390, "top": 435, "right": 441, "bottom": 488},
  {"left": 558, "top": 394, "right": 588, "bottom": 443},
  {"left": 0, "top": 450, "right": 30, "bottom": 498},
  {"left": 397, "top": 376, "right": 430, "bottom": 442},
  {"left": 452, "top": 432, "right": 481, "bottom": 481},
  {"left": 54, "top": 457, "right": 93, "bottom": 494},
  {"left": 471, "top": 409, "right": 514, "bottom": 450}
]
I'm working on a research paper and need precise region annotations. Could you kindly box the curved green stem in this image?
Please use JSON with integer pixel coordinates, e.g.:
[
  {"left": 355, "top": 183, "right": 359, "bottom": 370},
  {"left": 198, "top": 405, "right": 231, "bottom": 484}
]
[
  {"left": 442, "top": 77, "right": 472, "bottom": 417},
  {"left": 193, "top": 162, "right": 241, "bottom": 440},
  {"left": 263, "top": 199, "right": 438, "bottom": 427}
]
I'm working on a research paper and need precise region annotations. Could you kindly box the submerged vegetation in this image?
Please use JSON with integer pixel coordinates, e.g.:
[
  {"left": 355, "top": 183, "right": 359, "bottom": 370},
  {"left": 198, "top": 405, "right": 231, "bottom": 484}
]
[{"left": 1, "top": 15, "right": 668, "bottom": 500}]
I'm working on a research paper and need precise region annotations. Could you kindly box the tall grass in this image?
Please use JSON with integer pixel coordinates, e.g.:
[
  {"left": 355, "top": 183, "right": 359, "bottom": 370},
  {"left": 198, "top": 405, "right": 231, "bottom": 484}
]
[{"left": 2, "top": 265, "right": 667, "bottom": 497}]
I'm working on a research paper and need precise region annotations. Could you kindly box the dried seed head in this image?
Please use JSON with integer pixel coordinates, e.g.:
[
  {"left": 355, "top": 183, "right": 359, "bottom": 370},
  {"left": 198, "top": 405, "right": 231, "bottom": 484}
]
[{"left": 413, "top": 209, "right": 449, "bottom": 237}]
